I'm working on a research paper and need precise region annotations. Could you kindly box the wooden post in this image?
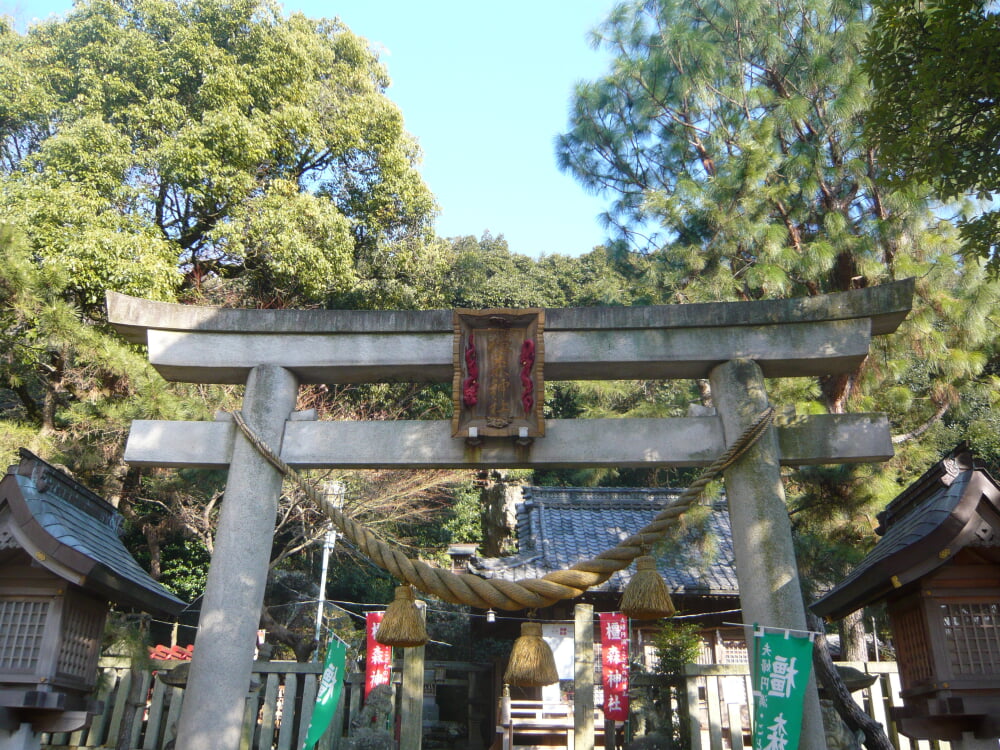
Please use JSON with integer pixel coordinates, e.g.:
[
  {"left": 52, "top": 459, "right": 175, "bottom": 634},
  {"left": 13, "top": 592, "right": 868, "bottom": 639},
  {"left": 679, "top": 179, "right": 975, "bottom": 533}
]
[
  {"left": 399, "top": 601, "right": 426, "bottom": 750},
  {"left": 174, "top": 365, "right": 299, "bottom": 750},
  {"left": 328, "top": 671, "right": 348, "bottom": 750},
  {"left": 708, "top": 358, "right": 824, "bottom": 750},
  {"left": 574, "top": 603, "right": 595, "bottom": 750},
  {"left": 467, "top": 668, "right": 485, "bottom": 750},
  {"left": 347, "top": 673, "right": 361, "bottom": 740},
  {"left": 500, "top": 686, "right": 512, "bottom": 750}
]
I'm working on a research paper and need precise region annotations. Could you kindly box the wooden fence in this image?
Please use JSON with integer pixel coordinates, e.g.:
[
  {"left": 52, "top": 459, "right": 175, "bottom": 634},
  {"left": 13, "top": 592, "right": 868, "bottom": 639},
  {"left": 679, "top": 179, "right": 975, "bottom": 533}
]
[
  {"left": 41, "top": 659, "right": 927, "bottom": 750},
  {"left": 41, "top": 657, "right": 493, "bottom": 750},
  {"left": 680, "top": 661, "right": 949, "bottom": 750}
]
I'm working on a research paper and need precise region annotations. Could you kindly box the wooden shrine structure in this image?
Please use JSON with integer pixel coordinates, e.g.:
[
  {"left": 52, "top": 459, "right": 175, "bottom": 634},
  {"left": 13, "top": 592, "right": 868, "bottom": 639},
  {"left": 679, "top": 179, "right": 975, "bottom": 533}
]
[
  {"left": 0, "top": 450, "right": 185, "bottom": 748},
  {"left": 813, "top": 446, "right": 1000, "bottom": 742},
  {"left": 106, "top": 280, "right": 914, "bottom": 750}
]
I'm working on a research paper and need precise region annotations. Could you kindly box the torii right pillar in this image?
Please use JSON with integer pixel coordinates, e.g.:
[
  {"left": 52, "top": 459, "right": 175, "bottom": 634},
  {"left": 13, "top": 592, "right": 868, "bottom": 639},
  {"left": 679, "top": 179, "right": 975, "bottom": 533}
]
[{"left": 710, "top": 358, "right": 824, "bottom": 750}]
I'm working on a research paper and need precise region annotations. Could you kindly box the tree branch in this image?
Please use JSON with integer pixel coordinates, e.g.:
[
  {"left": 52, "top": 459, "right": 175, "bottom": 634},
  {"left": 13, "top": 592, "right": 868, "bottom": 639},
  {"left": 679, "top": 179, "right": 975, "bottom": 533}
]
[
  {"left": 807, "top": 613, "right": 894, "bottom": 750},
  {"left": 891, "top": 400, "right": 949, "bottom": 444}
]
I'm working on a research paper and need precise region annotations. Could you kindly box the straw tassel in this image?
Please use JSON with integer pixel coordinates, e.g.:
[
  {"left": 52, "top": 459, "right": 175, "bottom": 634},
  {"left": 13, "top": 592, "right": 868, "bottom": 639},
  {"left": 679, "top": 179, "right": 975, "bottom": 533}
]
[
  {"left": 503, "top": 621, "right": 559, "bottom": 687},
  {"left": 375, "top": 585, "right": 428, "bottom": 647},
  {"left": 620, "top": 555, "right": 675, "bottom": 620}
]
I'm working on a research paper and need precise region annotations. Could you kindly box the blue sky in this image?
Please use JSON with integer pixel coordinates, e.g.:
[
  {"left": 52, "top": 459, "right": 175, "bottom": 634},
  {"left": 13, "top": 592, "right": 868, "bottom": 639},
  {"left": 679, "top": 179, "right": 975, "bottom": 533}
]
[{"left": 3, "top": 0, "right": 621, "bottom": 257}]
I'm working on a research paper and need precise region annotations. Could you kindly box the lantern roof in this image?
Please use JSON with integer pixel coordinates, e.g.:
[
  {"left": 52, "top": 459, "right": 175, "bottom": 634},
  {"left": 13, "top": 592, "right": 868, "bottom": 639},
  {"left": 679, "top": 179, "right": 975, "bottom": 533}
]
[
  {"left": 812, "top": 445, "right": 1000, "bottom": 620},
  {"left": 0, "top": 449, "right": 186, "bottom": 617}
]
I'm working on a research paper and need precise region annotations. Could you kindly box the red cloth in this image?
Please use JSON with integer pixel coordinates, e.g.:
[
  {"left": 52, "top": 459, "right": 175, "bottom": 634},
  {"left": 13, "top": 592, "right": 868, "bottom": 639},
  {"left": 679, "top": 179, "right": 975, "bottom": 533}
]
[
  {"left": 600, "top": 613, "right": 629, "bottom": 720},
  {"left": 365, "top": 611, "right": 390, "bottom": 698}
]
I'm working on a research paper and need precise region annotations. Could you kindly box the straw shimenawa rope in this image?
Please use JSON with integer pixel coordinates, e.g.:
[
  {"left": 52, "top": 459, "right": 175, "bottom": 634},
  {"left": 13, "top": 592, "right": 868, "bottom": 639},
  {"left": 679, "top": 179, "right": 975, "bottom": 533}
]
[{"left": 232, "top": 408, "right": 774, "bottom": 611}]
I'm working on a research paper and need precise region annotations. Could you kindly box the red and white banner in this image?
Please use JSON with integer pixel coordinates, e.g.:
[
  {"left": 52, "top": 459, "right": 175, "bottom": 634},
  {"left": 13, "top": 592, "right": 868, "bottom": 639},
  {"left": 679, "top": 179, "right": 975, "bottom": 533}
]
[
  {"left": 600, "top": 612, "right": 629, "bottom": 720},
  {"left": 364, "top": 611, "right": 391, "bottom": 698}
]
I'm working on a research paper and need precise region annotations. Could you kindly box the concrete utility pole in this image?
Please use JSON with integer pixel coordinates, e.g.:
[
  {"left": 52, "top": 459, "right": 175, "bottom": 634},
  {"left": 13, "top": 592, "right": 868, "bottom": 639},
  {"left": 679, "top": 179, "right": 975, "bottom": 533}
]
[{"left": 315, "top": 483, "right": 343, "bottom": 649}]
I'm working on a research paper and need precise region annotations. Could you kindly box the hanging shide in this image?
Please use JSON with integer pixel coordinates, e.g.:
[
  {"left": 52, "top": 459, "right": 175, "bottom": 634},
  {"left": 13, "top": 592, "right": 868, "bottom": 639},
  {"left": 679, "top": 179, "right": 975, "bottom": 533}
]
[
  {"left": 375, "top": 585, "right": 428, "bottom": 647},
  {"left": 620, "top": 555, "right": 675, "bottom": 620},
  {"left": 504, "top": 621, "right": 559, "bottom": 687}
]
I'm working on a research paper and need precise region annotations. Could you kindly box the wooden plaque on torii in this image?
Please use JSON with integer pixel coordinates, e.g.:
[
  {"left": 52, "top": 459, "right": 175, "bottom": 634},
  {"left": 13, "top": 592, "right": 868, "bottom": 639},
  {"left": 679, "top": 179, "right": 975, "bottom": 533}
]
[{"left": 451, "top": 308, "right": 544, "bottom": 439}]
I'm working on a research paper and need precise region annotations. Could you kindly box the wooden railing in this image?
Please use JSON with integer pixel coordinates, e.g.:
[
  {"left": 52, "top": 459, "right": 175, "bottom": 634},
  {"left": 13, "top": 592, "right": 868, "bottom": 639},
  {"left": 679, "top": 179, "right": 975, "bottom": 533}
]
[
  {"left": 496, "top": 699, "right": 612, "bottom": 750},
  {"left": 41, "top": 659, "right": 931, "bottom": 750},
  {"left": 41, "top": 657, "right": 492, "bottom": 750},
  {"left": 680, "top": 661, "right": 949, "bottom": 750}
]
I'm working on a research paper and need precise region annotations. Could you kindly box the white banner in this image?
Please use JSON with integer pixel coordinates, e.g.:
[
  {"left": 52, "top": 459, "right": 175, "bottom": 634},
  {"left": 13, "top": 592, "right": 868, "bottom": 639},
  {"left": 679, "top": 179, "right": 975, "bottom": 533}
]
[{"left": 542, "top": 622, "right": 575, "bottom": 681}]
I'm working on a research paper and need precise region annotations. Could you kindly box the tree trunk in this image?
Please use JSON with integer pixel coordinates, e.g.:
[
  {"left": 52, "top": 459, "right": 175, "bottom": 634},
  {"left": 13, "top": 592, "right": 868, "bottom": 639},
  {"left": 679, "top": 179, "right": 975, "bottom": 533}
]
[
  {"left": 144, "top": 524, "right": 162, "bottom": 580},
  {"left": 479, "top": 471, "right": 512, "bottom": 557},
  {"left": 259, "top": 607, "right": 316, "bottom": 663},
  {"left": 840, "top": 609, "right": 868, "bottom": 662},
  {"left": 105, "top": 461, "right": 141, "bottom": 510},
  {"left": 821, "top": 371, "right": 854, "bottom": 416},
  {"left": 808, "top": 614, "right": 893, "bottom": 750},
  {"left": 696, "top": 378, "right": 712, "bottom": 408}
]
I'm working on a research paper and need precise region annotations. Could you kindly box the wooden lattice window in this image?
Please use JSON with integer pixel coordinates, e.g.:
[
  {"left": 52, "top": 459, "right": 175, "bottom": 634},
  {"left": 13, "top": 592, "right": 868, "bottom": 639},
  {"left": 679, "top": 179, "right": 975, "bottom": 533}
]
[
  {"left": 0, "top": 598, "right": 49, "bottom": 673},
  {"left": 889, "top": 602, "right": 933, "bottom": 689},
  {"left": 56, "top": 592, "right": 105, "bottom": 684},
  {"left": 941, "top": 601, "right": 1000, "bottom": 677},
  {"left": 721, "top": 636, "right": 749, "bottom": 664}
]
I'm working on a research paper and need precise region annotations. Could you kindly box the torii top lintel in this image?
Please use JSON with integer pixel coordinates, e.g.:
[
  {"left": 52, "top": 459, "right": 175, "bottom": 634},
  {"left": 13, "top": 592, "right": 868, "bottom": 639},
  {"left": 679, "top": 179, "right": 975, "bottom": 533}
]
[{"left": 107, "top": 279, "right": 913, "bottom": 386}]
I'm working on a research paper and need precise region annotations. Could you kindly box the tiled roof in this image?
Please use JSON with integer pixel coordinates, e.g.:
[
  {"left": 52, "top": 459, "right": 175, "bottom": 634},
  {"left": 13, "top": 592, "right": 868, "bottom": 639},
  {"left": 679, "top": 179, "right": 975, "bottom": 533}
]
[
  {"left": 1, "top": 449, "right": 186, "bottom": 617},
  {"left": 471, "top": 486, "right": 738, "bottom": 597},
  {"left": 812, "top": 448, "right": 1000, "bottom": 619}
]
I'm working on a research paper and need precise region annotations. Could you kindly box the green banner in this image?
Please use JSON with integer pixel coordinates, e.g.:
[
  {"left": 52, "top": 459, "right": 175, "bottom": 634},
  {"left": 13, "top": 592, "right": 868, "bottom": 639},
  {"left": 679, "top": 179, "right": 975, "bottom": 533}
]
[
  {"left": 302, "top": 639, "right": 348, "bottom": 750},
  {"left": 751, "top": 626, "right": 814, "bottom": 750}
]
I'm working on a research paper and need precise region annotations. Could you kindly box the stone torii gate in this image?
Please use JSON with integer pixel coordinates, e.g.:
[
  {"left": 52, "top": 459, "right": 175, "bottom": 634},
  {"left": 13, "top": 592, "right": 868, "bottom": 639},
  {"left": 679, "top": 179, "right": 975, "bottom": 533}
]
[{"left": 107, "top": 280, "right": 913, "bottom": 750}]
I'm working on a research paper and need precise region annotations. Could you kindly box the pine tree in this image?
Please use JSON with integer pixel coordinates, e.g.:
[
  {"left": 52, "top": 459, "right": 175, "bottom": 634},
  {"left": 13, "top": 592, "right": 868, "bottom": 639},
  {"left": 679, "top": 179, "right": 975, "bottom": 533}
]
[{"left": 557, "top": 0, "right": 1000, "bottom": 649}]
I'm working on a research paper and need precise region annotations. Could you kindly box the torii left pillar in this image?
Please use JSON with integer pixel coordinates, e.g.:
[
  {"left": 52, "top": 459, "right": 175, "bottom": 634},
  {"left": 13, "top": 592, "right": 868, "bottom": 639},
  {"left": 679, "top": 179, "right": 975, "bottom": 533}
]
[{"left": 174, "top": 365, "right": 298, "bottom": 750}]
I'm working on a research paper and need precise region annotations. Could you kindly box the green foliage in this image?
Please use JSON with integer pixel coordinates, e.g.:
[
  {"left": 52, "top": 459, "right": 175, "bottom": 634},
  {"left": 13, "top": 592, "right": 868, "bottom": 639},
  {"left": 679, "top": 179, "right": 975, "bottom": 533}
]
[
  {"left": 650, "top": 621, "right": 701, "bottom": 681},
  {"left": 440, "top": 233, "right": 661, "bottom": 310},
  {"left": 559, "top": 0, "right": 890, "bottom": 298},
  {"left": 325, "top": 554, "right": 396, "bottom": 607},
  {"left": 865, "top": 0, "right": 1000, "bottom": 273},
  {"left": 0, "top": 223, "right": 196, "bottom": 446},
  {"left": 643, "top": 621, "right": 701, "bottom": 750},
  {"left": 103, "top": 612, "right": 153, "bottom": 668},
  {"left": 0, "top": 0, "right": 448, "bottom": 634},
  {"left": 0, "top": 0, "right": 436, "bottom": 310},
  {"left": 553, "top": 0, "right": 1000, "bottom": 442},
  {"left": 557, "top": 0, "right": 1000, "bottom": 436},
  {"left": 442, "top": 480, "right": 483, "bottom": 544},
  {"left": 153, "top": 538, "right": 211, "bottom": 602}
]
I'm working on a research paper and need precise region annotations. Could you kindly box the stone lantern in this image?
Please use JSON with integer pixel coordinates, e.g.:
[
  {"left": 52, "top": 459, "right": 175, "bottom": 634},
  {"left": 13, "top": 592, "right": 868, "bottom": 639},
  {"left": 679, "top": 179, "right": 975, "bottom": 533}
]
[
  {"left": 812, "top": 445, "right": 1000, "bottom": 743},
  {"left": 0, "top": 449, "right": 185, "bottom": 739}
]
